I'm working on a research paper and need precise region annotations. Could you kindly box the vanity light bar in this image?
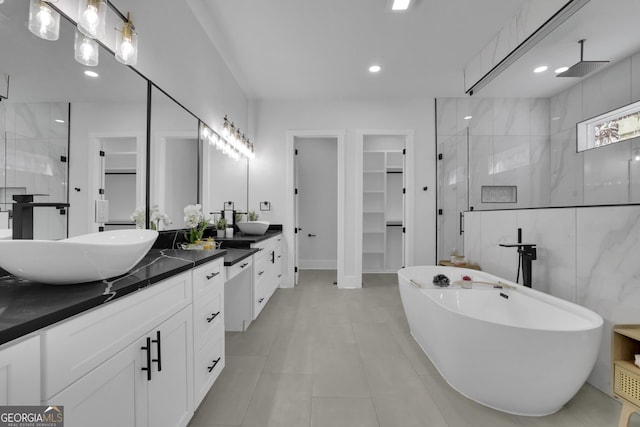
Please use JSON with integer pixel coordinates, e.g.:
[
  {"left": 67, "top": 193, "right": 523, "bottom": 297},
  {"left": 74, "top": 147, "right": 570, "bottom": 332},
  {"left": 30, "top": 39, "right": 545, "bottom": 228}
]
[
  {"left": 26, "top": 0, "right": 139, "bottom": 68},
  {"left": 201, "top": 119, "right": 255, "bottom": 161}
]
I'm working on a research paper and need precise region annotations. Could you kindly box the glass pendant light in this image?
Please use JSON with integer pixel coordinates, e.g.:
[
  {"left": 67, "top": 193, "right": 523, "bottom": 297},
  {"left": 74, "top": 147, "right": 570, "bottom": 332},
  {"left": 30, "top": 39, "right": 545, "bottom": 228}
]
[
  {"left": 115, "top": 13, "right": 138, "bottom": 66},
  {"left": 74, "top": 30, "right": 99, "bottom": 66},
  {"left": 28, "top": 0, "right": 60, "bottom": 41},
  {"left": 222, "top": 116, "right": 231, "bottom": 140},
  {"left": 77, "top": 0, "right": 106, "bottom": 39}
]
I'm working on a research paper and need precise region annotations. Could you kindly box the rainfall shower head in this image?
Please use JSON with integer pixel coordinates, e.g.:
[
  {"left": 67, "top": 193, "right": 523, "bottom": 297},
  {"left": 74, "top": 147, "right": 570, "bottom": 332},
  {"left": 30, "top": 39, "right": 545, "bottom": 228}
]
[{"left": 556, "top": 39, "right": 609, "bottom": 78}]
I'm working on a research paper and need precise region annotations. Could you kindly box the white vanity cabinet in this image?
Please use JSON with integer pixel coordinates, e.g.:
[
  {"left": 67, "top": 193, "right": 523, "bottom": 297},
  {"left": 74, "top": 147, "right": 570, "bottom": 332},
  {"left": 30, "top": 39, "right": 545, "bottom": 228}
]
[
  {"left": 0, "top": 334, "right": 40, "bottom": 405},
  {"left": 42, "top": 271, "right": 194, "bottom": 427},
  {"left": 252, "top": 235, "right": 282, "bottom": 319},
  {"left": 191, "top": 258, "right": 225, "bottom": 408}
]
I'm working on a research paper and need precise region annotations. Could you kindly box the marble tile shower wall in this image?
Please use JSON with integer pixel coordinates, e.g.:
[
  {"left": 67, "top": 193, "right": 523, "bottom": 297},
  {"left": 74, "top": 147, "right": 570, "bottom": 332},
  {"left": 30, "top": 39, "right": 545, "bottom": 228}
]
[
  {"left": 550, "top": 52, "right": 640, "bottom": 206},
  {"left": 463, "top": 205, "right": 640, "bottom": 396},
  {"left": 436, "top": 97, "right": 549, "bottom": 258},
  {"left": 0, "top": 102, "right": 68, "bottom": 238}
]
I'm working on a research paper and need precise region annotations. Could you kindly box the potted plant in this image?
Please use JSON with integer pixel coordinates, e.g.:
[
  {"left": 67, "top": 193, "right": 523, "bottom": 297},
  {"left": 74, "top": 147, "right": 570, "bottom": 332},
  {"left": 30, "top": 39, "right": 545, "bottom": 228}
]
[
  {"left": 248, "top": 210, "right": 259, "bottom": 221},
  {"left": 183, "top": 204, "right": 209, "bottom": 248},
  {"left": 214, "top": 217, "right": 227, "bottom": 238}
]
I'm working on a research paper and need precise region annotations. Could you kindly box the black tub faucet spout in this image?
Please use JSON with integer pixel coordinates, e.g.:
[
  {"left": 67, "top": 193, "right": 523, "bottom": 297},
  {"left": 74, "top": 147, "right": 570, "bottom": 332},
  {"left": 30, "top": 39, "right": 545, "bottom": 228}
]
[{"left": 499, "top": 228, "right": 537, "bottom": 288}]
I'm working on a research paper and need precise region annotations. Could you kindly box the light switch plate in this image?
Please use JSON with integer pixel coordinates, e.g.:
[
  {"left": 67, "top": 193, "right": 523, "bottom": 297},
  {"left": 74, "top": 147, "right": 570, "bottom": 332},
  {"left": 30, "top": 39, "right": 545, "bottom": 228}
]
[{"left": 95, "top": 199, "right": 109, "bottom": 223}]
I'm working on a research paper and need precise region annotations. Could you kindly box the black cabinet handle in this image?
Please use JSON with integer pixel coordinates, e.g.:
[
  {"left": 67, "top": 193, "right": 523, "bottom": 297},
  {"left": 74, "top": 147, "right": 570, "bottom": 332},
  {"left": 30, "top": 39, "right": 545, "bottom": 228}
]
[
  {"left": 206, "top": 272, "right": 220, "bottom": 280},
  {"left": 152, "top": 330, "right": 161, "bottom": 372},
  {"left": 271, "top": 251, "right": 275, "bottom": 264},
  {"left": 278, "top": 274, "right": 282, "bottom": 278},
  {"left": 258, "top": 298, "right": 264, "bottom": 303},
  {"left": 207, "top": 357, "right": 221, "bottom": 373},
  {"left": 459, "top": 212, "right": 464, "bottom": 236},
  {"left": 258, "top": 271, "right": 265, "bottom": 276},
  {"left": 277, "top": 255, "right": 281, "bottom": 259},
  {"left": 240, "top": 262, "right": 249, "bottom": 268},
  {"left": 207, "top": 312, "right": 220, "bottom": 323},
  {"left": 307, "top": 234, "right": 316, "bottom": 237},
  {"left": 141, "top": 337, "right": 152, "bottom": 381}
]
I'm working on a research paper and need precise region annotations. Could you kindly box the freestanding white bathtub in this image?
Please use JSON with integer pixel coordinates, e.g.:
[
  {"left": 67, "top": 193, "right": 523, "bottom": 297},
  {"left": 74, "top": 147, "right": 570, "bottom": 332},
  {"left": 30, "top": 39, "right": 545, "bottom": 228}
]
[{"left": 398, "top": 265, "right": 603, "bottom": 416}]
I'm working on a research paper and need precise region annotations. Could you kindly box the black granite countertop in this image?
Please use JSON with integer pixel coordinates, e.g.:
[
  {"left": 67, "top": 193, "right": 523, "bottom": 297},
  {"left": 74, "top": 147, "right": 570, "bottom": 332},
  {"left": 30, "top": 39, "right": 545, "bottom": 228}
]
[
  {"left": 217, "top": 230, "right": 283, "bottom": 247},
  {"left": 223, "top": 248, "right": 259, "bottom": 266},
  {"left": 0, "top": 248, "right": 226, "bottom": 346}
]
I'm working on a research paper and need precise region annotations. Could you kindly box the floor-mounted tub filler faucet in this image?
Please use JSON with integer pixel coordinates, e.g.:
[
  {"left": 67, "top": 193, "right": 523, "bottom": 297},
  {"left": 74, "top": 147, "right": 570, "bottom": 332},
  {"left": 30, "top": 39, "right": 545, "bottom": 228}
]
[{"left": 499, "top": 228, "right": 537, "bottom": 288}]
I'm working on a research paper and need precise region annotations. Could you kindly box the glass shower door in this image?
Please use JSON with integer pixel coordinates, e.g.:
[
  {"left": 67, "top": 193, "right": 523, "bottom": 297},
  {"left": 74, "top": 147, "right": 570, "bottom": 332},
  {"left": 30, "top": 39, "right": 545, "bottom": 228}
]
[{"left": 437, "top": 128, "right": 468, "bottom": 262}]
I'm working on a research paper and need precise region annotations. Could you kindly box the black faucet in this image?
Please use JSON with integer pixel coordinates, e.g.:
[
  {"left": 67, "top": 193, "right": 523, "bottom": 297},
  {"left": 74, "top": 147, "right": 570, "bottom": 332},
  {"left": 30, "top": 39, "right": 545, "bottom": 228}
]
[
  {"left": 499, "top": 228, "right": 537, "bottom": 288},
  {"left": 12, "top": 194, "right": 70, "bottom": 239}
]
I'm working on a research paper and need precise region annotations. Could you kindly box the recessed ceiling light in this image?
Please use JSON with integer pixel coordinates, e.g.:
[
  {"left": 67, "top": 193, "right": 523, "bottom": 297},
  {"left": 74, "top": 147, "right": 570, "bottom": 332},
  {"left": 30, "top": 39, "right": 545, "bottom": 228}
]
[
  {"left": 55, "top": 119, "right": 65, "bottom": 123},
  {"left": 369, "top": 65, "right": 381, "bottom": 73},
  {"left": 464, "top": 116, "right": 472, "bottom": 120},
  {"left": 554, "top": 66, "right": 569, "bottom": 74},
  {"left": 84, "top": 70, "right": 99, "bottom": 78},
  {"left": 533, "top": 66, "right": 548, "bottom": 73},
  {"left": 551, "top": 116, "right": 560, "bottom": 121},
  {"left": 391, "top": 0, "right": 411, "bottom": 11}
]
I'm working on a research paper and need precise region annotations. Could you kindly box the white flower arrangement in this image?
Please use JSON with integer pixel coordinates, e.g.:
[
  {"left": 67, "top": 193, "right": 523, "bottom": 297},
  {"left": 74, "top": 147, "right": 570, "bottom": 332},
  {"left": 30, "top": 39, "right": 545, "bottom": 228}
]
[
  {"left": 183, "top": 204, "right": 209, "bottom": 243},
  {"left": 131, "top": 205, "right": 172, "bottom": 230},
  {"left": 131, "top": 206, "right": 146, "bottom": 229}
]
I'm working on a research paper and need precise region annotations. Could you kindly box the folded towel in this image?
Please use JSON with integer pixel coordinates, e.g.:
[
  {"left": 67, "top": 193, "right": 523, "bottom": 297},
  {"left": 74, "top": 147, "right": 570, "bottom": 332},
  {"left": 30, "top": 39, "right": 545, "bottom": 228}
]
[{"left": 635, "top": 354, "right": 640, "bottom": 369}]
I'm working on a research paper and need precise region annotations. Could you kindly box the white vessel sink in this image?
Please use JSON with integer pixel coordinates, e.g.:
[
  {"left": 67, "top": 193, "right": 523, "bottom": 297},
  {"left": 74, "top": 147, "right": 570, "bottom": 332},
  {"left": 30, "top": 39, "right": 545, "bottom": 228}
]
[
  {"left": 237, "top": 221, "right": 269, "bottom": 236},
  {"left": 0, "top": 229, "right": 158, "bottom": 285}
]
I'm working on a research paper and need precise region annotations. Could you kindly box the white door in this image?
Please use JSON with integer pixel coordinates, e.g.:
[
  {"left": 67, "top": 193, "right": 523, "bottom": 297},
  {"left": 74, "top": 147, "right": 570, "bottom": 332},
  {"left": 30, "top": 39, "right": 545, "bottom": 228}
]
[
  {"left": 294, "top": 146, "right": 300, "bottom": 285},
  {"left": 296, "top": 138, "right": 338, "bottom": 271}
]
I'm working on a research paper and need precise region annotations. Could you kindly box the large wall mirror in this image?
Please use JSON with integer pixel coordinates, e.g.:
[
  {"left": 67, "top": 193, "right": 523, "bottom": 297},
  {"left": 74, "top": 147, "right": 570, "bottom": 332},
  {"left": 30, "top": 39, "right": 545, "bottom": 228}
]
[
  {"left": 149, "top": 86, "right": 200, "bottom": 230},
  {"left": 0, "top": 0, "right": 70, "bottom": 240},
  {"left": 203, "top": 141, "right": 248, "bottom": 221},
  {"left": 1, "top": 1, "right": 249, "bottom": 239},
  {"left": 436, "top": 0, "right": 640, "bottom": 258},
  {"left": 0, "top": 1, "right": 147, "bottom": 238}
]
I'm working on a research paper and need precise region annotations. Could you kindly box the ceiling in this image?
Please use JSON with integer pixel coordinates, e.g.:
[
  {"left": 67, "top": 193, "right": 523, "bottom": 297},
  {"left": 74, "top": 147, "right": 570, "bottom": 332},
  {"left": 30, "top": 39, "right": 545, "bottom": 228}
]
[
  {"left": 190, "top": 0, "right": 640, "bottom": 101},
  {"left": 189, "top": 0, "right": 529, "bottom": 101},
  {"left": 479, "top": 0, "right": 640, "bottom": 98}
]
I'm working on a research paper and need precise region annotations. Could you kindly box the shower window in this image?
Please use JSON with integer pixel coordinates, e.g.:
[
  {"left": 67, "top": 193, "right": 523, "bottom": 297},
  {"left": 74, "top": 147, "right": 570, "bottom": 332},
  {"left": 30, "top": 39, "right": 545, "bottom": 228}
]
[{"left": 578, "top": 99, "right": 640, "bottom": 152}]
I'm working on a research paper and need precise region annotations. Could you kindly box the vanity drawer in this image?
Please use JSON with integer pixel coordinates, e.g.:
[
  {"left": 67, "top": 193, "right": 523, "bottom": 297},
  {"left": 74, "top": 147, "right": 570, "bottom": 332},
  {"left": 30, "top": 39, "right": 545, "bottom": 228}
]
[
  {"left": 251, "top": 235, "right": 281, "bottom": 254},
  {"left": 226, "top": 257, "right": 252, "bottom": 281},
  {"left": 194, "top": 322, "right": 225, "bottom": 408},
  {"left": 253, "top": 273, "right": 272, "bottom": 319},
  {"left": 253, "top": 252, "right": 270, "bottom": 282},
  {"left": 193, "top": 258, "right": 224, "bottom": 296},
  {"left": 193, "top": 280, "right": 224, "bottom": 351}
]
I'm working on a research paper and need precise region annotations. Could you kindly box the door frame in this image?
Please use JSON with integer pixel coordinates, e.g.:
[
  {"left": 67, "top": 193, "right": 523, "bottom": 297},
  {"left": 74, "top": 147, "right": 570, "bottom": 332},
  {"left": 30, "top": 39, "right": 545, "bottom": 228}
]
[
  {"left": 89, "top": 132, "right": 146, "bottom": 233},
  {"left": 355, "top": 129, "right": 415, "bottom": 284},
  {"left": 285, "top": 130, "right": 346, "bottom": 288}
]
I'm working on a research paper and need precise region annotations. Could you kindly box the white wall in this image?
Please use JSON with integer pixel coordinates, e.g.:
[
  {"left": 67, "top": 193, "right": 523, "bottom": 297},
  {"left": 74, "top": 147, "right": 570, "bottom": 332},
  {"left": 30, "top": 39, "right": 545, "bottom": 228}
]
[
  {"left": 296, "top": 137, "right": 338, "bottom": 269},
  {"left": 249, "top": 98, "right": 436, "bottom": 287}
]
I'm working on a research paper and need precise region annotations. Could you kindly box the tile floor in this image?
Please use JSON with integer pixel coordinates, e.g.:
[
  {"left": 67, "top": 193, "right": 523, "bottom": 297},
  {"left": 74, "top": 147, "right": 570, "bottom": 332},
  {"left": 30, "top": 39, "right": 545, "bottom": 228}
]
[{"left": 189, "top": 270, "right": 640, "bottom": 427}]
